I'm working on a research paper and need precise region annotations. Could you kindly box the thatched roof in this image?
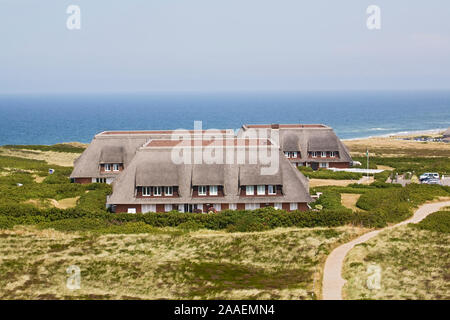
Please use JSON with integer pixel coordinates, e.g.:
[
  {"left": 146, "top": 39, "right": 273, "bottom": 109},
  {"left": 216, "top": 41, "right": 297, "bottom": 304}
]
[
  {"left": 238, "top": 124, "right": 352, "bottom": 163},
  {"left": 239, "top": 164, "right": 282, "bottom": 185},
  {"left": 106, "top": 142, "right": 312, "bottom": 205},
  {"left": 135, "top": 162, "right": 179, "bottom": 186},
  {"left": 71, "top": 130, "right": 235, "bottom": 179}
]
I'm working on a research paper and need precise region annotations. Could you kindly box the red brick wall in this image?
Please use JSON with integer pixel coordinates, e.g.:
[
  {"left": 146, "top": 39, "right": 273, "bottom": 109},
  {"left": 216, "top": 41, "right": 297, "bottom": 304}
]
[
  {"left": 298, "top": 203, "right": 309, "bottom": 211},
  {"left": 74, "top": 178, "right": 92, "bottom": 184},
  {"left": 114, "top": 204, "right": 142, "bottom": 213},
  {"left": 328, "top": 162, "right": 350, "bottom": 169}
]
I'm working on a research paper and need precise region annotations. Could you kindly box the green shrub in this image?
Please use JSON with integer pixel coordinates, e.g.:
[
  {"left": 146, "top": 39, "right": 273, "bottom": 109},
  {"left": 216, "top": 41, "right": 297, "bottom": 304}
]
[
  {"left": 299, "top": 167, "right": 363, "bottom": 180},
  {"left": 3, "top": 144, "right": 85, "bottom": 153},
  {"left": 411, "top": 210, "right": 450, "bottom": 233}
]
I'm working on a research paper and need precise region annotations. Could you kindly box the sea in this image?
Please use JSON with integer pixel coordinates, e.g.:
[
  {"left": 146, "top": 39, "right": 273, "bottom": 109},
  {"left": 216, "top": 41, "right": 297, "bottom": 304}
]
[{"left": 0, "top": 91, "right": 449, "bottom": 145}]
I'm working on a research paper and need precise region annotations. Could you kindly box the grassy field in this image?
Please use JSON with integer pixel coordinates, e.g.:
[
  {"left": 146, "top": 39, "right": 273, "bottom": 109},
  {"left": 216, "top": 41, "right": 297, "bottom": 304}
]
[
  {"left": 344, "top": 136, "right": 450, "bottom": 158},
  {"left": 0, "top": 142, "right": 448, "bottom": 300},
  {"left": 0, "top": 225, "right": 366, "bottom": 299},
  {"left": 342, "top": 209, "right": 450, "bottom": 300}
]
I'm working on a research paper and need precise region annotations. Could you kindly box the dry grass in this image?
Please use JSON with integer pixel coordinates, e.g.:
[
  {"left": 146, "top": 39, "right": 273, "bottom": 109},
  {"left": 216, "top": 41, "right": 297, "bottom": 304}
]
[
  {"left": 309, "top": 179, "right": 356, "bottom": 187},
  {"left": 0, "top": 225, "right": 367, "bottom": 300},
  {"left": 341, "top": 194, "right": 361, "bottom": 211},
  {"left": 49, "top": 197, "right": 80, "bottom": 209},
  {"left": 344, "top": 137, "right": 450, "bottom": 157},
  {"left": 376, "top": 165, "right": 395, "bottom": 171},
  {"left": 0, "top": 147, "right": 80, "bottom": 167},
  {"left": 342, "top": 225, "right": 450, "bottom": 300}
]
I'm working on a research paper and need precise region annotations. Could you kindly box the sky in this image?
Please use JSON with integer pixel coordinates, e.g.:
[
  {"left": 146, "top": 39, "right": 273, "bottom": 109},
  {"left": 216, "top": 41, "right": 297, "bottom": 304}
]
[{"left": 1, "top": 0, "right": 450, "bottom": 93}]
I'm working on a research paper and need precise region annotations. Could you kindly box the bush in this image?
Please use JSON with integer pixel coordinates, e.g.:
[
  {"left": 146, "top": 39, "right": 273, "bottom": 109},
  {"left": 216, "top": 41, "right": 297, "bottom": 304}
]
[
  {"left": 299, "top": 167, "right": 363, "bottom": 180},
  {"left": 3, "top": 144, "right": 85, "bottom": 153},
  {"left": 356, "top": 184, "right": 450, "bottom": 223},
  {"left": 411, "top": 210, "right": 450, "bottom": 233}
]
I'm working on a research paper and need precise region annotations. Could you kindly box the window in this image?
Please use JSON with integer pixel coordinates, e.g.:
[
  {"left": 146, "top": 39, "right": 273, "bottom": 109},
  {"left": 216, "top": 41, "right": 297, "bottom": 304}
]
[
  {"left": 104, "top": 164, "right": 111, "bottom": 171},
  {"left": 142, "top": 186, "right": 151, "bottom": 196},
  {"left": 229, "top": 203, "right": 237, "bottom": 210},
  {"left": 209, "top": 185, "right": 218, "bottom": 196},
  {"left": 292, "top": 152, "right": 298, "bottom": 158},
  {"left": 320, "top": 162, "right": 329, "bottom": 168},
  {"left": 153, "top": 186, "right": 162, "bottom": 196},
  {"left": 113, "top": 164, "right": 120, "bottom": 171},
  {"left": 274, "top": 203, "right": 282, "bottom": 210},
  {"left": 290, "top": 203, "right": 298, "bottom": 211},
  {"left": 311, "top": 152, "right": 318, "bottom": 158},
  {"left": 284, "top": 152, "right": 289, "bottom": 158},
  {"left": 330, "top": 151, "right": 337, "bottom": 157},
  {"left": 197, "top": 204, "right": 203, "bottom": 212},
  {"left": 257, "top": 185, "right": 265, "bottom": 195},
  {"left": 268, "top": 185, "right": 276, "bottom": 195},
  {"left": 198, "top": 186, "right": 207, "bottom": 196},
  {"left": 142, "top": 204, "right": 156, "bottom": 213},
  {"left": 127, "top": 208, "right": 136, "bottom": 214},
  {"left": 213, "top": 203, "right": 221, "bottom": 211},
  {"left": 96, "top": 178, "right": 106, "bottom": 183},
  {"left": 321, "top": 151, "right": 327, "bottom": 158},
  {"left": 164, "top": 186, "right": 173, "bottom": 196},
  {"left": 246, "top": 185, "right": 254, "bottom": 196},
  {"left": 164, "top": 204, "right": 172, "bottom": 212},
  {"left": 245, "top": 203, "right": 260, "bottom": 210}
]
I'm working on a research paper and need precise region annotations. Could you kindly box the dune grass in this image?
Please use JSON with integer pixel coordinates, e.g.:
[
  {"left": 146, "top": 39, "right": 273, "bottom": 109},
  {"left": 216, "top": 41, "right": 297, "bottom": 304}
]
[
  {"left": 0, "top": 225, "right": 366, "bottom": 300},
  {"left": 342, "top": 210, "right": 450, "bottom": 300}
]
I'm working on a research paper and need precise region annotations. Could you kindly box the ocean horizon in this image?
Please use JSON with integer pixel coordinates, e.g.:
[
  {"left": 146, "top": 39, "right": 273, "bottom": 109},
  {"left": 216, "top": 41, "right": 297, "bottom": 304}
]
[{"left": 0, "top": 90, "right": 449, "bottom": 145}]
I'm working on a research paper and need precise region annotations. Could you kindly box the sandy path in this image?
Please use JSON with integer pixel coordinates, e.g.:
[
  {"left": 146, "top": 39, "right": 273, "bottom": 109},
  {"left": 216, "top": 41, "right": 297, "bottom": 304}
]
[{"left": 321, "top": 200, "right": 450, "bottom": 300}]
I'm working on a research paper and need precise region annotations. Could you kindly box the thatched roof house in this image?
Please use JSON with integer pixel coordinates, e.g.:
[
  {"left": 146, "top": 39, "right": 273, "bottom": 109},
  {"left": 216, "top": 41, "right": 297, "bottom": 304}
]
[
  {"left": 70, "top": 130, "right": 233, "bottom": 183},
  {"left": 238, "top": 124, "right": 352, "bottom": 170},
  {"left": 106, "top": 138, "right": 312, "bottom": 213}
]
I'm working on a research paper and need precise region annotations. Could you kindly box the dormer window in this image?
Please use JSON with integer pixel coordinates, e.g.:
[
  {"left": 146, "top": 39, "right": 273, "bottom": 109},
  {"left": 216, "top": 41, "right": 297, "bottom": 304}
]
[
  {"left": 198, "top": 186, "right": 207, "bottom": 196},
  {"left": 285, "top": 151, "right": 299, "bottom": 158},
  {"left": 257, "top": 185, "right": 265, "bottom": 195},
  {"left": 164, "top": 186, "right": 173, "bottom": 196},
  {"left": 330, "top": 151, "right": 337, "bottom": 157},
  {"left": 142, "top": 187, "right": 151, "bottom": 196},
  {"left": 153, "top": 186, "right": 162, "bottom": 196},
  {"left": 268, "top": 185, "right": 276, "bottom": 195},
  {"left": 113, "top": 164, "right": 120, "bottom": 171},
  {"left": 321, "top": 151, "right": 327, "bottom": 158},
  {"left": 104, "top": 164, "right": 111, "bottom": 171},
  {"left": 209, "top": 186, "right": 218, "bottom": 196}
]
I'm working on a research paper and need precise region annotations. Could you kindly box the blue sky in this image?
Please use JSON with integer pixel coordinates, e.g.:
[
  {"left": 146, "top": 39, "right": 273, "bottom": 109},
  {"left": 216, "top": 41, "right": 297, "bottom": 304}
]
[{"left": 1, "top": 0, "right": 450, "bottom": 93}]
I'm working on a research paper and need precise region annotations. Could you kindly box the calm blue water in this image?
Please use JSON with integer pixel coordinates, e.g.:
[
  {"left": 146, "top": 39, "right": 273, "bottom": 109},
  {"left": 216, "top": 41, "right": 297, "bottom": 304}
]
[{"left": 0, "top": 91, "right": 449, "bottom": 145}]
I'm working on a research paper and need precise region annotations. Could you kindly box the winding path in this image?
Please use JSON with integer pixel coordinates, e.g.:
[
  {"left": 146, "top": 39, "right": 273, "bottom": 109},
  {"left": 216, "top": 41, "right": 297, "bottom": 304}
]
[{"left": 322, "top": 200, "right": 450, "bottom": 300}]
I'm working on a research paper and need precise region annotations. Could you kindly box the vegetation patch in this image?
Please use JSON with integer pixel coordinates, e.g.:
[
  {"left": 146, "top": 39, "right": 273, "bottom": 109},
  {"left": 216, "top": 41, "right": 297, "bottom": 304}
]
[
  {"left": 2, "top": 144, "right": 86, "bottom": 154},
  {"left": 343, "top": 225, "right": 450, "bottom": 300},
  {"left": 0, "top": 226, "right": 365, "bottom": 299},
  {"left": 410, "top": 210, "right": 450, "bottom": 233},
  {"left": 299, "top": 167, "right": 363, "bottom": 180}
]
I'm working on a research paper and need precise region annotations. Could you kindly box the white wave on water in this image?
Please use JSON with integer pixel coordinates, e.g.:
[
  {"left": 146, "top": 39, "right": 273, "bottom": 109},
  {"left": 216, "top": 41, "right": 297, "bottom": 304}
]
[{"left": 343, "top": 128, "right": 448, "bottom": 141}]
